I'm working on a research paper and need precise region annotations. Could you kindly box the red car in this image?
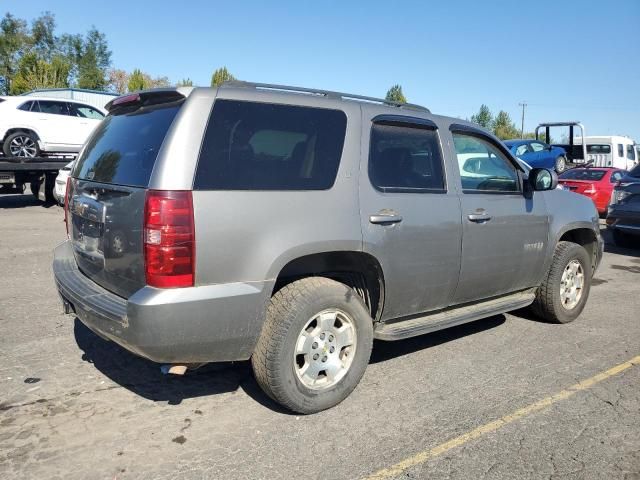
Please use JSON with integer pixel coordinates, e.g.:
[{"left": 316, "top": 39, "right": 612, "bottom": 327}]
[{"left": 558, "top": 167, "right": 626, "bottom": 214}]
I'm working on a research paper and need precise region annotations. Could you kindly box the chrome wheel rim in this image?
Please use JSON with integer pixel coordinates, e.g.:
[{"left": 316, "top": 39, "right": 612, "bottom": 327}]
[
  {"left": 9, "top": 135, "right": 37, "bottom": 157},
  {"left": 294, "top": 309, "right": 357, "bottom": 390},
  {"left": 560, "top": 259, "right": 584, "bottom": 310}
]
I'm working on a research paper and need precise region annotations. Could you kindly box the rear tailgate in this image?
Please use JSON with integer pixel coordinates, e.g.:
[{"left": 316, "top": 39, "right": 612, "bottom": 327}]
[{"left": 68, "top": 91, "right": 185, "bottom": 298}]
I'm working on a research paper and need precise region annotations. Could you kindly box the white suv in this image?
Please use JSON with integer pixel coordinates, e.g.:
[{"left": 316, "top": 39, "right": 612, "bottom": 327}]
[{"left": 0, "top": 96, "right": 105, "bottom": 158}]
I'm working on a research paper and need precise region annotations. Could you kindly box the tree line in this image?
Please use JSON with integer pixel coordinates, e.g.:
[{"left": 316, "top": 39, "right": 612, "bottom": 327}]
[{"left": 0, "top": 11, "right": 240, "bottom": 95}]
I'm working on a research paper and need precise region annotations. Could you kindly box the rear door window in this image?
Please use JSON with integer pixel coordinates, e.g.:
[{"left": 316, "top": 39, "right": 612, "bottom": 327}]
[
  {"left": 369, "top": 123, "right": 445, "bottom": 192},
  {"left": 194, "top": 100, "right": 347, "bottom": 190},
  {"left": 38, "top": 100, "right": 69, "bottom": 116},
  {"left": 74, "top": 101, "right": 182, "bottom": 187}
]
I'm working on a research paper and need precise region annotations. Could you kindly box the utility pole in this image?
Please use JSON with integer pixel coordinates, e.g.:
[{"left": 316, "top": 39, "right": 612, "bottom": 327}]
[{"left": 518, "top": 101, "right": 527, "bottom": 137}]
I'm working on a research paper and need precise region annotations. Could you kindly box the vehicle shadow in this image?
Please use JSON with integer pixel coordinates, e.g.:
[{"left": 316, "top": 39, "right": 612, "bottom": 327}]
[
  {"left": 0, "top": 193, "right": 56, "bottom": 209},
  {"left": 600, "top": 227, "right": 640, "bottom": 257},
  {"left": 74, "top": 315, "right": 506, "bottom": 412},
  {"left": 370, "top": 315, "right": 506, "bottom": 364}
]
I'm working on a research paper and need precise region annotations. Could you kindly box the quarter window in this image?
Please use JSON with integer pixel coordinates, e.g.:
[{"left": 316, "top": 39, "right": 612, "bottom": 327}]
[
  {"left": 18, "top": 101, "right": 34, "bottom": 112},
  {"left": 453, "top": 133, "right": 520, "bottom": 193},
  {"left": 194, "top": 100, "right": 347, "bottom": 191},
  {"left": 369, "top": 123, "right": 445, "bottom": 192}
]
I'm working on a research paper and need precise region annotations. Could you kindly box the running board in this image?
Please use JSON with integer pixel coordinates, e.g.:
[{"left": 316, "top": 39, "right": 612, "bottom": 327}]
[{"left": 374, "top": 290, "right": 536, "bottom": 341}]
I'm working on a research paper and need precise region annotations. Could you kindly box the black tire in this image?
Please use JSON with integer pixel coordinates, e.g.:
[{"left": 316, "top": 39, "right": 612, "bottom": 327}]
[
  {"left": 612, "top": 230, "right": 636, "bottom": 249},
  {"left": 531, "top": 241, "right": 591, "bottom": 324},
  {"left": 2, "top": 131, "right": 40, "bottom": 158},
  {"left": 252, "top": 277, "right": 373, "bottom": 414},
  {"left": 555, "top": 155, "right": 567, "bottom": 173}
]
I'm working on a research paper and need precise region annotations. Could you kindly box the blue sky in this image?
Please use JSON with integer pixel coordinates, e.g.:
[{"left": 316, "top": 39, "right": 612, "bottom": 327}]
[{"left": 4, "top": 0, "right": 640, "bottom": 140}]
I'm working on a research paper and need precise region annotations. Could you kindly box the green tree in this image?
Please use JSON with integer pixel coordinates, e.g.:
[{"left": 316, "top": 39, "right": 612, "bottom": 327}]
[
  {"left": 492, "top": 110, "right": 519, "bottom": 140},
  {"left": 210, "top": 66, "right": 235, "bottom": 87},
  {"left": 0, "top": 13, "right": 28, "bottom": 94},
  {"left": 470, "top": 104, "right": 493, "bottom": 129},
  {"left": 176, "top": 78, "right": 193, "bottom": 87},
  {"left": 127, "top": 68, "right": 145, "bottom": 92},
  {"left": 10, "top": 52, "right": 70, "bottom": 94},
  {"left": 385, "top": 84, "right": 407, "bottom": 103}
]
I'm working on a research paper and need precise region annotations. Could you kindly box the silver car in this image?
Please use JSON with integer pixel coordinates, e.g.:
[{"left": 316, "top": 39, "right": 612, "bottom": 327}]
[{"left": 53, "top": 83, "right": 603, "bottom": 413}]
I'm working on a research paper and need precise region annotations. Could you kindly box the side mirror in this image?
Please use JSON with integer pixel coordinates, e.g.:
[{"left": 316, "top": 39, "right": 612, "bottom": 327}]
[{"left": 528, "top": 168, "right": 558, "bottom": 191}]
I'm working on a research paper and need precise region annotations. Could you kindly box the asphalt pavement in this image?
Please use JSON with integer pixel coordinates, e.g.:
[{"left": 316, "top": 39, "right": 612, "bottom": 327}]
[{"left": 0, "top": 193, "right": 638, "bottom": 480}]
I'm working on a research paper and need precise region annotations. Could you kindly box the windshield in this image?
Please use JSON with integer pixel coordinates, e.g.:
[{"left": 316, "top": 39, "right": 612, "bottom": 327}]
[{"left": 560, "top": 169, "right": 606, "bottom": 181}]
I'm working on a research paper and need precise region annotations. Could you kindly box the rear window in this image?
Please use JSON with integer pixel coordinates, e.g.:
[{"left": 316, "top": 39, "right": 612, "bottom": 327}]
[
  {"left": 629, "top": 163, "right": 640, "bottom": 178},
  {"left": 586, "top": 145, "right": 611, "bottom": 154},
  {"left": 560, "top": 169, "right": 606, "bottom": 181},
  {"left": 74, "top": 101, "right": 182, "bottom": 187},
  {"left": 194, "top": 100, "right": 347, "bottom": 190}
]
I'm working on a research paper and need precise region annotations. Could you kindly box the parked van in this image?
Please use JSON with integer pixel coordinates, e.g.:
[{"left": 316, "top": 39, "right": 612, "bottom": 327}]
[{"left": 583, "top": 136, "right": 637, "bottom": 170}]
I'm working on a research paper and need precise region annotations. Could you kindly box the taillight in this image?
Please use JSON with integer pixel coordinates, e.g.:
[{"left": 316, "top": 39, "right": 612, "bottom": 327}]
[
  {"left": 583, "top": 184, "right": 597, "bottom": 195},
  {"left": 144, "top": 190, "right": 195, "bottom": 288},
  {"left": 64, "top": 177, "right": 71, "bottom": 237}
]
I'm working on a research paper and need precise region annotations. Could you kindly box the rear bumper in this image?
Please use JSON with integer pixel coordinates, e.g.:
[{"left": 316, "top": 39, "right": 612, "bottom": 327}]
[{"left": 53, "top": 241, "right": 272, "bottom": 363}]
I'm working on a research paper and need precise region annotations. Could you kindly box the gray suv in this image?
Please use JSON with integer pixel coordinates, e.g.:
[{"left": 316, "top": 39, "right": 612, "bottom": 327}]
[{"left": 53, "top": 83, "right": 603, "bottom": 413}]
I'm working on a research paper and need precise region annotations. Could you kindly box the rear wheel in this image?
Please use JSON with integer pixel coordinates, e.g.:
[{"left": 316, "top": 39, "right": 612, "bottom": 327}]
[
  {"left": 555, "top": 155, "right": 567, "bottom": 173},
  {"left": 532, "top": 241, "right": 591, "bottom": 323},
  {"left": 252, "top": 277, "right": 373, "bottom": 414},
  {"left": 3, "top": 131, "right": 40, "bottom": 158}
]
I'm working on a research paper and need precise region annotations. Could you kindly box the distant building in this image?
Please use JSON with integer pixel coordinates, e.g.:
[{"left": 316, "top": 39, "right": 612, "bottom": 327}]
[{"left": 22, "top": 88, "right": 118, "bottom": 111}]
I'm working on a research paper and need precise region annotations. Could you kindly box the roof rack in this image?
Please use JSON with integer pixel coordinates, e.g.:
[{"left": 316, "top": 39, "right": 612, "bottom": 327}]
[{"left": 221, "top": 81, "right": 430, "bottom": 113}]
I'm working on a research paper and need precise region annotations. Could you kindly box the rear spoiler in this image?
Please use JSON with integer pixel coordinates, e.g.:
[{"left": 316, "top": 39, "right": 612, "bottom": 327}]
[{"left": 106, "top": 87, "right": 193, "bottom": 113}]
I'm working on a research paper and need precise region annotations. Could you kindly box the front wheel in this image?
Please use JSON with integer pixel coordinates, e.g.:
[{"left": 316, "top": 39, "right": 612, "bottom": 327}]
[
  {"left": 555, "top": 155, "right": 567, "bottom": 173},
  {"left": 531, "top": 241, "right": 591, "bottom": 323},
  {"left": 252, "top": 277, "right": 373, "bottom": 414}
]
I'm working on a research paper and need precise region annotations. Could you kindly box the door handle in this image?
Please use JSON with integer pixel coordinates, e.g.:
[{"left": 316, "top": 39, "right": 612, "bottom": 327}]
[
  {"left": 369, "top": 214, "right": 403, "bottom": 224},
  {"left": 467, "top": 213, "right": 492, "bottom": 223}
]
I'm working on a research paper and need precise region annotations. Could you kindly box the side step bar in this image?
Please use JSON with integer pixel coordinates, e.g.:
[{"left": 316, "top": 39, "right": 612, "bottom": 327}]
[{"left": 374, "top": 290, "right": 536, "bottom": 341}]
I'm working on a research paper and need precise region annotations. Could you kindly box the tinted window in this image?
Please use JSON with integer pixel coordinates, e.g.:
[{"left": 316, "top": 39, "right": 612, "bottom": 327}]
[
  {"left": 69, "top": 103, "right": 104, "bottom": 120},
  {"left": 618, "top": 144, "right": 624, "bottom": 157},
  {"left": 559, "top": 169, "right": 606, "bottom": 181},
  {"left": 629, "top": 162, "right": 640, "bottom": 178},
  {"left": 38, "top": 100, "right": 69, "bottom": 116},
  {"left": 587, "top": 144, "right": 611, "bottom": 154},
  {"left": 453, "top": 133, "right": 519, "bottom": 192},
  {"left": 627, "top": 144, "right": 636, "bottom": 161},
  {"left": 74, "top": 101, "right": 182, "bottom": 187},
  {"left": 194, "top": 100, "right": 347, "bottom": 190},
  {"left": 18, "top": 101, "right": 34, "bottom": 112},
  {"left": 369, "top": 123, "right": 444, "bottom": 191}
]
